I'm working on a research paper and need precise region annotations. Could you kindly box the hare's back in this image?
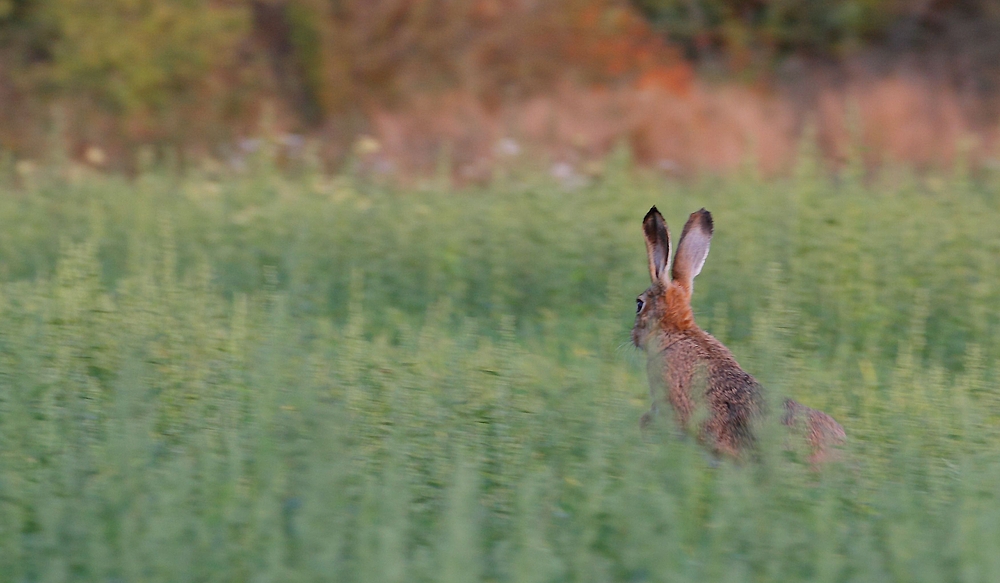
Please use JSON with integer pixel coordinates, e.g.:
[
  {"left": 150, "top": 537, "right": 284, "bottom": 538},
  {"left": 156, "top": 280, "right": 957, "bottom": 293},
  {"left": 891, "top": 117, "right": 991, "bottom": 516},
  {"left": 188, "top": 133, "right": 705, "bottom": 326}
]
[{"left": 707, "top": 359, "right": 763, "bottom": 417}]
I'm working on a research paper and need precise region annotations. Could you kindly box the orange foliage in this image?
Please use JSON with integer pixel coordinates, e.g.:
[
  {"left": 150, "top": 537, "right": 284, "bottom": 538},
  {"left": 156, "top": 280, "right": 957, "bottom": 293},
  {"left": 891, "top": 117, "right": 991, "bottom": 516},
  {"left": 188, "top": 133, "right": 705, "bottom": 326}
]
[{"left": 636, "top": 64, "right": 695, "bottom": 96}]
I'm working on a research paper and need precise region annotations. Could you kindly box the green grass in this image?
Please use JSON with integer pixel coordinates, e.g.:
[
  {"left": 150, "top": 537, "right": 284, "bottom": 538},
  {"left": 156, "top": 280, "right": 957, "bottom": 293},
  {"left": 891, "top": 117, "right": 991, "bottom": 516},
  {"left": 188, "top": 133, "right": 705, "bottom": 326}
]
[{"left": 1, "top": 150, "right": 1000, "bottom": 582}]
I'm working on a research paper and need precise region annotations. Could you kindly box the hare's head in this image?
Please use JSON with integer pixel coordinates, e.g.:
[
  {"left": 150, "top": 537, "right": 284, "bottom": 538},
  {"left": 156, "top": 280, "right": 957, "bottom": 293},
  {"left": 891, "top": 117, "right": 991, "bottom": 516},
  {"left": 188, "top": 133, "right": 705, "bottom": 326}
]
[{"left": 632, "top": 207, "right": 714, "bottom": 350}]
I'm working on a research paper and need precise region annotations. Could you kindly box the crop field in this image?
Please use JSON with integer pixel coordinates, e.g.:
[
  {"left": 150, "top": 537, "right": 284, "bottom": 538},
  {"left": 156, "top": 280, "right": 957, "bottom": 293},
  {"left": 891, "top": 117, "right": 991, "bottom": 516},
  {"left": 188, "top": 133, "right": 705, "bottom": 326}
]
[{"left": 0, "top": 149, "right": 999, "bottom": 582}]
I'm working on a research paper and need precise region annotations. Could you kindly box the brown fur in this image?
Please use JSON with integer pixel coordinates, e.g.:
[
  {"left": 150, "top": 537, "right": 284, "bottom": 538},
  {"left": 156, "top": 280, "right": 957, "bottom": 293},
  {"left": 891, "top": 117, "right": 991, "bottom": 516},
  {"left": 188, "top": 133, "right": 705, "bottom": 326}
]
[
  {"left": 634, "top": 207, "right": 845, "bottom": 463},
  {"left": 781, "top": 398, "right": 847, "bottom": 465}
]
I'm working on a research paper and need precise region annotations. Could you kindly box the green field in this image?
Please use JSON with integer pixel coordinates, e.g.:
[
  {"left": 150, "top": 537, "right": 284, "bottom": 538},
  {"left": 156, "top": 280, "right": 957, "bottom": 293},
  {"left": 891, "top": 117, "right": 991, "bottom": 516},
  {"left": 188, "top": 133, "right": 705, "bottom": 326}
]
[{"left": 1, "top": 150, "right": 999, "bottom": 582}]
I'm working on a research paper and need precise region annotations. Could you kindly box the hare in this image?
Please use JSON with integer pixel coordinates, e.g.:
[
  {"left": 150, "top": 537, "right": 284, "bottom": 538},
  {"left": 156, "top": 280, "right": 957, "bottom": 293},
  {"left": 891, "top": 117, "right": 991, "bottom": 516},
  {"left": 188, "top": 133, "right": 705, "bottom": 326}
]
[{"left": 633, "top": 206, "right": 845, "bottom": 464}]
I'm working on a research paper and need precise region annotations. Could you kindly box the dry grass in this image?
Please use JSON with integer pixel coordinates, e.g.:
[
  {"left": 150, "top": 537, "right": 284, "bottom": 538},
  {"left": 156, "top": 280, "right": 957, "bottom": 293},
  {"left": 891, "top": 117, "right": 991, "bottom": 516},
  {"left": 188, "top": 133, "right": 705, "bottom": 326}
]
[{"left": 365, "top": 66, "right": 999, "bottom": 183}]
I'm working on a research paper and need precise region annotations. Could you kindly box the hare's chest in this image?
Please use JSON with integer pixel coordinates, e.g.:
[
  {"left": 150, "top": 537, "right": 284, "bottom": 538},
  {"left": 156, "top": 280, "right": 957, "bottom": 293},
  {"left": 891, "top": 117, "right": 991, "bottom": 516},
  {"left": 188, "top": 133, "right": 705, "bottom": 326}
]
[{"left": 648, "top": 339, "right": 711, "bottom": 402}]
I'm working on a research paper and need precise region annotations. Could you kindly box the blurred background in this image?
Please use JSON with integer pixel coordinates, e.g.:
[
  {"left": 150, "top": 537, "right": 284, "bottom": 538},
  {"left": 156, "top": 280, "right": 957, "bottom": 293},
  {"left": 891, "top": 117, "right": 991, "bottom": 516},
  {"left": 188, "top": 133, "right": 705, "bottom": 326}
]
[{"left": 4, "top": 0, "right": 1000, "bottom": 178}]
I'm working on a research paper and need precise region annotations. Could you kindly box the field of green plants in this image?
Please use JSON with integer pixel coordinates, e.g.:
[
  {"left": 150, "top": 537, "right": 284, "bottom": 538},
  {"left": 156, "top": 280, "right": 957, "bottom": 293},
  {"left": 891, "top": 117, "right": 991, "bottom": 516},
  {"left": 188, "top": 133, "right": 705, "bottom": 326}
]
[{"left": 1, "top": 148, "right": 999, "bottom": 582}]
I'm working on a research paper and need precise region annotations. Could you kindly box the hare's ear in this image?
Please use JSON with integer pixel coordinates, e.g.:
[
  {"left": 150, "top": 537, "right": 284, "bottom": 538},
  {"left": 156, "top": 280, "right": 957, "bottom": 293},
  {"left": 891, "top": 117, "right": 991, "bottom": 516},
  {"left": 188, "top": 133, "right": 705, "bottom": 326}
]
[
  {"left": 643, "top": 206, "right": 671, "bottom": 286},
  {"left": 672, "top": 208, "right": 713, "bottom": 291}
]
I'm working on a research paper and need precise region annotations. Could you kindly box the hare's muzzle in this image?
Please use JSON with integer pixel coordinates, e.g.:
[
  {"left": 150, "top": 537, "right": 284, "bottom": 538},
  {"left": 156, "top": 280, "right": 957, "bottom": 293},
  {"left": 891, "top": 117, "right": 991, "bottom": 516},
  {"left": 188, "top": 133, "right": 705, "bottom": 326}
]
[{"left": 631, "top": 327, "right": 645, "bottom": 349}]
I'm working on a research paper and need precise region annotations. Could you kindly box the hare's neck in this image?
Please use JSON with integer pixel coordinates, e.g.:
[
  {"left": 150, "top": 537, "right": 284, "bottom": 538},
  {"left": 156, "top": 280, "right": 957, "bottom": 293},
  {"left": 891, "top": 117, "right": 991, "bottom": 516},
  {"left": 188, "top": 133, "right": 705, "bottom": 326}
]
[{"left": 660, "top": 287, "right": 695, "bottom": 331}]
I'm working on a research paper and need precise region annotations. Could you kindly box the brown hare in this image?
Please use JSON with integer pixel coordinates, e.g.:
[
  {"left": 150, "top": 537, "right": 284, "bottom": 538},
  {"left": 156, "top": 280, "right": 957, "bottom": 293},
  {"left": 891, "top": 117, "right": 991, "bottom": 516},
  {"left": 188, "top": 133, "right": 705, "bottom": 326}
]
[{"left": 633, "top": 206, "right": 845, "bottom": 464}]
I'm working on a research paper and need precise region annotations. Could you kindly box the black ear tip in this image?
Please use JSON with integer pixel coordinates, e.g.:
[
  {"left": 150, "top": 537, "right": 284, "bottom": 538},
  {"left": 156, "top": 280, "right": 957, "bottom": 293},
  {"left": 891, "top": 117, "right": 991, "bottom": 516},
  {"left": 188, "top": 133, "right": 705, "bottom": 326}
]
[
  {"left": 645, "top": 206, "right": 661, "bottom": 220},
  {"left": 698, "top": 208, "right": 714, "bottom": 233}
]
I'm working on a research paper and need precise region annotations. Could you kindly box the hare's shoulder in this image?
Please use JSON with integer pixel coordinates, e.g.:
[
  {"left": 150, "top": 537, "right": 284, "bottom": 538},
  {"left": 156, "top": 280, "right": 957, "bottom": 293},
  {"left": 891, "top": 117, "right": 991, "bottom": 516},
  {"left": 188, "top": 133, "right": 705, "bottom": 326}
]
[
  {"left": 659, "top": 329, "right": 710, "bottom": 358},
  {"left": 690, "top": 328, "right": 740, "bottom": 366},
  {"left": 659, "top": 328, "right": 738, "bottom": 363}
]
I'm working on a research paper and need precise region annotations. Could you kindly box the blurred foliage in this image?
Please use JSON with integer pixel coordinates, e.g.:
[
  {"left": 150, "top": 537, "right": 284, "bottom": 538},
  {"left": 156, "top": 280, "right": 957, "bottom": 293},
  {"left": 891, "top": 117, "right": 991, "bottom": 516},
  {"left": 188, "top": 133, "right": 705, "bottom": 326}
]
[
  {"left": 0, "top": 0, "right": 672, "bottom": 164},
  {"left": 2, "top": 0, "right": 999, "bottom": 169},
  {"left": 631, "top": 0, "right": 1000, "bottom": 60},
  {"left": 0, "top": 0, "right": 251, "bottom": 140},
  {"left": 252, "top": 0, "right": 671, "bottom": 114},
  {"left": 632, "top": 0, "right": 882, "bottom": 57},
  {"left": 1, "top": 153, "right": 1000, "bottom": 579},
  {"left": 49, "top": 0, "right": 246, "bottom": 110}
]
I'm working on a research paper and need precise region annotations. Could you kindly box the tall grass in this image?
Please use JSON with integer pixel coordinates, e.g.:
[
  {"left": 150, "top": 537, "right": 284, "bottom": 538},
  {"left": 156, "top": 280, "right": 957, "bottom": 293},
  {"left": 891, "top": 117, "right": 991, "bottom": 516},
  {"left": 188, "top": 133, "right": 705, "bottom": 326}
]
[{"left": 0, "top": 150, "right": 999, "bottom": 581}]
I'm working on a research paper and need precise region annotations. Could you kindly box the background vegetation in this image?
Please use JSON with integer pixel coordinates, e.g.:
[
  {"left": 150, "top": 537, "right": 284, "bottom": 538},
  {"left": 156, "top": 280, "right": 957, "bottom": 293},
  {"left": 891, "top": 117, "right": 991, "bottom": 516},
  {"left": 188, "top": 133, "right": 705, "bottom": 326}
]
[
  {"left": 0, "top": 0, "right": 672, "bottom": 162},
  {"left": 4, "top": 0, "right": 1000, "bottom": 174},
  {"left": 632, "top": 0, "right": 1000, "bottom": 59},
  {"left": 1, "top": 145, "right": 999, "bottom": 580}
]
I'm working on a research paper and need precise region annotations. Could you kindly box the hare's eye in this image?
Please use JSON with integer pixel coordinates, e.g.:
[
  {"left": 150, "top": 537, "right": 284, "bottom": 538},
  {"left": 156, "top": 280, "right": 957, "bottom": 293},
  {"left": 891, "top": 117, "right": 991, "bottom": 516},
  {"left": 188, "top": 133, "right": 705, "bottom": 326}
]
[{"left": 636, "top": 298, "right": 645, "bottom": 314}]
